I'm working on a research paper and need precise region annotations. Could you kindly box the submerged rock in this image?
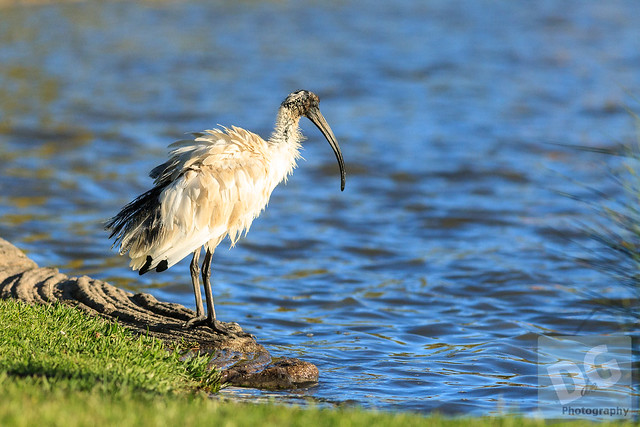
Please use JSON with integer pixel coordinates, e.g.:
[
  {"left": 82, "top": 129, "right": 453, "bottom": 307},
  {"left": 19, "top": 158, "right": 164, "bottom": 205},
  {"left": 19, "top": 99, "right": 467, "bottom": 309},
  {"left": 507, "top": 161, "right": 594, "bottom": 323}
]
[{"left": 0, "top": 237, "right": 318, "bottom": 390}]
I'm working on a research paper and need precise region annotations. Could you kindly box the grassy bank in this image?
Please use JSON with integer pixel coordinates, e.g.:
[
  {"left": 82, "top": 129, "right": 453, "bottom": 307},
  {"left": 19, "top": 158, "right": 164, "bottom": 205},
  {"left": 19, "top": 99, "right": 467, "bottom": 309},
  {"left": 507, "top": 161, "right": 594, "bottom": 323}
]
[{"left": 0, "top": 299, "right": 633, "bottom": 426}]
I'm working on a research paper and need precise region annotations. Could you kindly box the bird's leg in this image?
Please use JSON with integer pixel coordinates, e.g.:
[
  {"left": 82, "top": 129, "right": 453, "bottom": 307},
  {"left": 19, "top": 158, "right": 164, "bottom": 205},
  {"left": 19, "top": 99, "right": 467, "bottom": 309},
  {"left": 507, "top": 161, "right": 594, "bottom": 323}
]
[
  {"left": 184, "top": 248, "right": 234, "bottom": 335},
  {"left": 190, "top": 249, "right": 204, "bottom": 317},
  {"left": 184, "top": 248, "right": 207, "bottom": 328},
  {"left": 200, "top": 248, "right": 236, "bottom": 335},
  {"left": 201, "top": 248, "right": 216, "bottom": 322}
]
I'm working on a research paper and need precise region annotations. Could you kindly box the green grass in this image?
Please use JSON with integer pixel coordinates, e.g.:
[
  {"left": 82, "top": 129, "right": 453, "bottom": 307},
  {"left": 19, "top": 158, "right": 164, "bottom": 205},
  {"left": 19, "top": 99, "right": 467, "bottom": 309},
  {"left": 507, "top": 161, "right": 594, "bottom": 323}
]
[
  {"left": 0, "top": 299, "right": 219, "bottom": 397},
  {"left": 0, "top": 299, "right": 635, "bottom": 426}
]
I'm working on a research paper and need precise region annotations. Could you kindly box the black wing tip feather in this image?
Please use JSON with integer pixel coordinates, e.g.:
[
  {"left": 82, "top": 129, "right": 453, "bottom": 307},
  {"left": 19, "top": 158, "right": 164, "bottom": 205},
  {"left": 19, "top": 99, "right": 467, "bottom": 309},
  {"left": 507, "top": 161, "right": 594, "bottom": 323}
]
[
  {"left": 139, "top": 256, "right": 153, "bottom": 275},
  {"left": 139, "top": 256, "right": 168, "bottom": 275},
  {"left": 156, "top": 260, "right": 168, "bottom": 272}
]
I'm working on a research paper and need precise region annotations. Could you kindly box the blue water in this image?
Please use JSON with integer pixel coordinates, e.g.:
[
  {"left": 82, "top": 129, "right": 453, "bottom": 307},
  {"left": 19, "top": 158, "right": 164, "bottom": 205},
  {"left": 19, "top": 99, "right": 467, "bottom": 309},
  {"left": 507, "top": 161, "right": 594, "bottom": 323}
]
[{"left": 1, "top": 0, "right": 639, "bottom": 416}]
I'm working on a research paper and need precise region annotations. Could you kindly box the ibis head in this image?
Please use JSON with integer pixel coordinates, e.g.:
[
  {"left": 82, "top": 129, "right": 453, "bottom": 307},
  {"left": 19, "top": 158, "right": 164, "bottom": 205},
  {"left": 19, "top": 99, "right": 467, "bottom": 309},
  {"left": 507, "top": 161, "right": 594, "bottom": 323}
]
[{"left": 281, "top": 90, "right": 346, "bottom": 191}]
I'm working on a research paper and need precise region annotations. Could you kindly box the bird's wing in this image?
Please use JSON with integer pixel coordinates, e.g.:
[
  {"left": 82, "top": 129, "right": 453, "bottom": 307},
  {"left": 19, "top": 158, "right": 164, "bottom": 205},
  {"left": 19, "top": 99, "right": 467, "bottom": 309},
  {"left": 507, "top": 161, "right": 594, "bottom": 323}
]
[{"left": 128, "top": 127, "right": 272, "bottom": 272}]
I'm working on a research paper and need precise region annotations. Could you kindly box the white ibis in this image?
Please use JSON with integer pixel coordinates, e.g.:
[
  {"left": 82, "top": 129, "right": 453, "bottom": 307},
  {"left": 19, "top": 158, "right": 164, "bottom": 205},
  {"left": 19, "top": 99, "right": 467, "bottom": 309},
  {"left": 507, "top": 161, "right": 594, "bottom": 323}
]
[{"left": 106, "top": 90, "right": 345, "bottom": 334}]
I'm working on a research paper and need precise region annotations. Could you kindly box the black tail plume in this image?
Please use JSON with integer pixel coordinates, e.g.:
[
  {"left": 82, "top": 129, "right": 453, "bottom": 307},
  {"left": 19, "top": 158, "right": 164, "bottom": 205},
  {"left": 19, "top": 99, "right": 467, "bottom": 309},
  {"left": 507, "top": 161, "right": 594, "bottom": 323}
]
[{"left": 105, "top": 184, "right": 167, "bottom": 256}]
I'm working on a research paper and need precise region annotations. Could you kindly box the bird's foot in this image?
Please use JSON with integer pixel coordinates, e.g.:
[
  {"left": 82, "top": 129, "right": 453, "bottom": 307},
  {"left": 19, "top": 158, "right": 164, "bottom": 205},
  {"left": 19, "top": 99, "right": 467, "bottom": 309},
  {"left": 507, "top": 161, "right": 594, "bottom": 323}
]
[
  {"left": 184, "top": 316, "right": 249, "bottom": 336},
  {"left": 184, "top": 315, "right": 208, "bottom": 329}
]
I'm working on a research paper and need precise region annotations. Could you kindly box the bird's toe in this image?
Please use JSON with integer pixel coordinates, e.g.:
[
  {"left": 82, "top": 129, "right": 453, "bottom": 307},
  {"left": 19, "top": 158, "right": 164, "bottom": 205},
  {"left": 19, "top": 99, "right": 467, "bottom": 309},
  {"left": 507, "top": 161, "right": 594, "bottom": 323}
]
[
  {"left": 208, "top": 320, "right": 238, "bottom": 336},
  {"left": 184, "top": 315, "right": 208, "bottom": 329},
  {"left": 184, "top": 317, "right": 252, "bottom": 337},
  {"left": 209, "top": 319, "right": 253, "bottom": 337}
]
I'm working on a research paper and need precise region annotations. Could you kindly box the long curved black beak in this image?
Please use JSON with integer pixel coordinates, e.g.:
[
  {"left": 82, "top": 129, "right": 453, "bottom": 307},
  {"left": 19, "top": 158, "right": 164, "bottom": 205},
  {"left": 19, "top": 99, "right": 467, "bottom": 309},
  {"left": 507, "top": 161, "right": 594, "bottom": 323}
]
[{"left": 305, "top": 107, "right": 346, "bottom": 191}]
